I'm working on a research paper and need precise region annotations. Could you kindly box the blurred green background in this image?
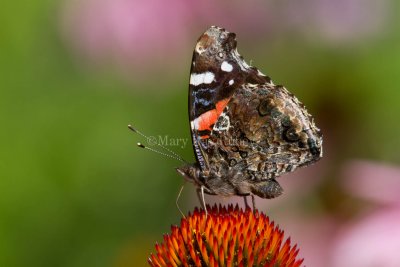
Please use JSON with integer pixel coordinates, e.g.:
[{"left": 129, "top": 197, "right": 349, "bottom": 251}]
[{"left": 1, "top": 1, "right": 400, "bottom": 266}]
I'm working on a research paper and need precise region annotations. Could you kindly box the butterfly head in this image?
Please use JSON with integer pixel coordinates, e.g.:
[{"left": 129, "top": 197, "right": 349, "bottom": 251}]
[{"left": 176, "top": 164, "right": 205, "bottom": 187}]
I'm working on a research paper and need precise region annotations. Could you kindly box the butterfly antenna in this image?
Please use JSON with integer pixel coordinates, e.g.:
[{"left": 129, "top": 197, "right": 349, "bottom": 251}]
[
  {"left": 128, "top": 124, "right": 188, "bottom": 163},
  {"left": 136, "top": 142, "right": 185, "bottom": 162}
]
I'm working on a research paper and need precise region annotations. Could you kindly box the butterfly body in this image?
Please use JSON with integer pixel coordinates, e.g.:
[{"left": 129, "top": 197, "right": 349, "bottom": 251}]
[{"left": 177, "top": 26, "right": 322, "bottom": 199}]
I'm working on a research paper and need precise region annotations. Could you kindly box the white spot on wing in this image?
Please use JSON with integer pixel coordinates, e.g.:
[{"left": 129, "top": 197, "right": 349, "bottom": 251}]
[
  {"left": 190, "top": 72, "right": 215, "bottom": 86},
  {"left": 229, "top": 79, "right": 234, "bottom": 85},
  {"left": 204, "top": 72, "right": 215, "bottom": 83},
  {"left": 191, "top": 119, "right": 202, "bottom": 132},
  {"left": 221, "top": 61, "right": 233, "bottom": 72}
]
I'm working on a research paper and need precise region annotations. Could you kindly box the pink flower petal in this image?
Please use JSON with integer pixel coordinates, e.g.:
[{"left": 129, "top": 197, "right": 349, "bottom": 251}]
[
  {"left": 341, "top": 160, "right": 400, "bottom": 205},
  {"left": 331, "top": 208, "right": 400, "bottom": 267}
]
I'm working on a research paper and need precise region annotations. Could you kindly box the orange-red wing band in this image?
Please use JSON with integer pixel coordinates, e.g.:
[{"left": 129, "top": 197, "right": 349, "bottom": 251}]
[{"left": 195, "top": 98, "right": 230, "bottom": 139}]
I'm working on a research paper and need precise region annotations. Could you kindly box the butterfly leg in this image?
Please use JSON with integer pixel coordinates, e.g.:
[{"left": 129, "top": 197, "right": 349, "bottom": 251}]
[
  {"left": 175, "top": 183, "right": 186, "bottom": 218},
  {"left": 243, "top": 195, "right": 256, "bottom": 210},
  {"left": 251, "top": 195, "right": 256, "bottom": 211},
  {"left": 197, "top": 186, "right": 208, "bottom": 217},
  {"left": 243, "top": 196, "right": 250, "bottom": 209}
]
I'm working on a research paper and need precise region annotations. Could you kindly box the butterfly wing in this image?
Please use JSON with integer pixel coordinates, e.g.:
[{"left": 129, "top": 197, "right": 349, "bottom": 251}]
[
  {"left": 188, "top": 26, "right": 271, "bottom": 171},
  {"left": 184, "top": 26, "right": 322, "bottom": 199},
  {"left": 210, "top": 82, "right": 322, "bottom": 179}
]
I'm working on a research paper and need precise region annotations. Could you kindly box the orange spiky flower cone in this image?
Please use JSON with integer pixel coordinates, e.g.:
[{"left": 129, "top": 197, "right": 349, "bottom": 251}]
[{"left": 148, "top": 205, "right": 303, "bottom": 267}]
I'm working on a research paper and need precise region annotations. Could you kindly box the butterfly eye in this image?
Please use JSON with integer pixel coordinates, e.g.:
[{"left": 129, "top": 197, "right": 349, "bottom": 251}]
[{"left": 284, "top": 128, "right": 300, "bottom": 142}]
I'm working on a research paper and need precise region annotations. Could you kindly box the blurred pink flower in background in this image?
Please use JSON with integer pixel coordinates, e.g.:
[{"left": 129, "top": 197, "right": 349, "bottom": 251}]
[
  {"left": 312, "top": 0, "right": 389, "bottom": 43},
  {"left": 342, "top": 160, "right": 400, "bottom": 205},
  {"left": 60, "top": 0, "right": 193, "bottom": 79},
  {"left": 331, "top": 160, "right": 400, "bottom": 267},
  {"left": 331, "top": 208, "right": 400, "bottom": 267},
  {"left": 282, "top": 0, "right": 389, "bottom": 44},
  {"left": 60, "top": 0, "right": 389, "bottom": 84},
  {"left": 60, "top": 0, "right": 271, "bottom": 83},
  {"left": 278, "top": 213, "right": 337, "bottom": 267},
  {"left": 276, "top": 160, "right": 400, "bottom": 266}
]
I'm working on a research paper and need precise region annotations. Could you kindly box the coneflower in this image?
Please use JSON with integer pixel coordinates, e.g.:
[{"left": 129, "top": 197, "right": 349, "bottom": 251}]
[{"left": 148, "top": 205, "right": 303, "bottom": 267}]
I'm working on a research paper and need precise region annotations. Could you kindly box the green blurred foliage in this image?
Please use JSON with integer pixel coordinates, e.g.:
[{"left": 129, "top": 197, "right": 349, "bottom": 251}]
[
  {"left": 1, "top": 1, "right": 400, "bottom": 267},
  {"left": 0, "top": 2, "right": 188, "bottom": 266}
]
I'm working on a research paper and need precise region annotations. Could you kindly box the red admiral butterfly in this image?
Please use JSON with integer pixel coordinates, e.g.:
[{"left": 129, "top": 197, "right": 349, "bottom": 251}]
[{"left": 176, "top": 26, "right": 322, "bottom": 203}]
